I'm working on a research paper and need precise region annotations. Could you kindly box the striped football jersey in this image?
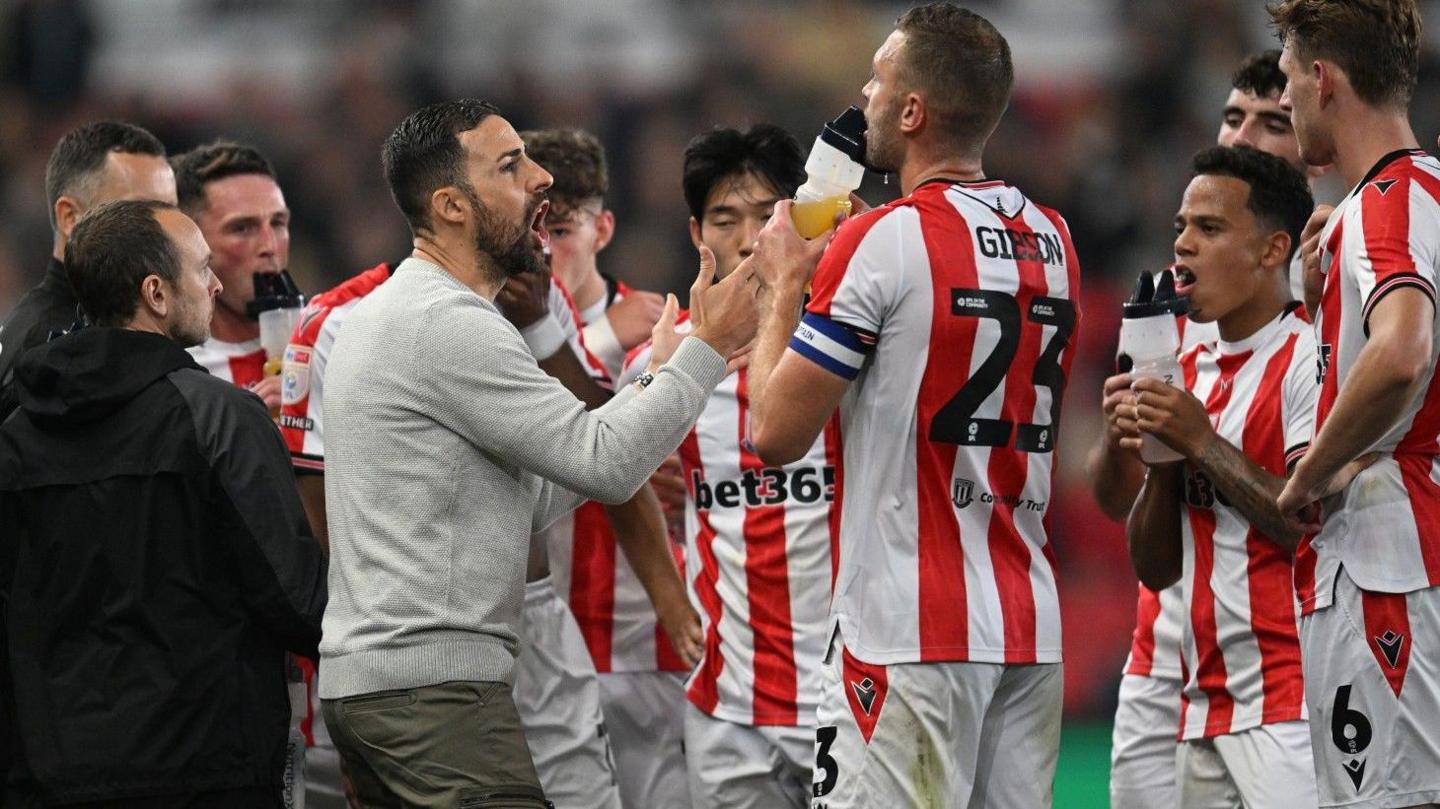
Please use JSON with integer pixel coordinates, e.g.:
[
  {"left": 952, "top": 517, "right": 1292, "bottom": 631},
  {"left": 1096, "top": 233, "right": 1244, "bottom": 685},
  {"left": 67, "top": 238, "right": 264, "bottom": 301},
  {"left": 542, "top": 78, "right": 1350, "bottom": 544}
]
[
  {"left": 1174, "top": 306, "right": 1314, "bottom": 739},
  {"left": 624, "top": 314, "right": 839, "bottom": 726},
  {"left": 789, "top": 178, "right": 1081, "bottom": 665},
  {"left": 1300, "top": 150, "right": 1440, "bottom": 610}
]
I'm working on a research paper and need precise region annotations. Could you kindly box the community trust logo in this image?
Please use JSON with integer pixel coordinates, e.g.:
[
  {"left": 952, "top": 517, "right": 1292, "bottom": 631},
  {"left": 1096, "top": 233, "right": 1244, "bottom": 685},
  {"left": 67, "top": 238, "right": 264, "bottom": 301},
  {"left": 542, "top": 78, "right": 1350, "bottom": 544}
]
[{"left": 951, "top": 478, "right": 1046, "bottom": 512}]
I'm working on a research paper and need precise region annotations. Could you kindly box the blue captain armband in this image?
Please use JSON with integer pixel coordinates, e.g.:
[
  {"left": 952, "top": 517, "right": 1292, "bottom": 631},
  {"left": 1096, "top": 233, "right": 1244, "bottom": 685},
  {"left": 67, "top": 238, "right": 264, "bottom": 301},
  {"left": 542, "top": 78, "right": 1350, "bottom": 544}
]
[{"left": 788, "top": 312, "right": 876, "bottom": 380}]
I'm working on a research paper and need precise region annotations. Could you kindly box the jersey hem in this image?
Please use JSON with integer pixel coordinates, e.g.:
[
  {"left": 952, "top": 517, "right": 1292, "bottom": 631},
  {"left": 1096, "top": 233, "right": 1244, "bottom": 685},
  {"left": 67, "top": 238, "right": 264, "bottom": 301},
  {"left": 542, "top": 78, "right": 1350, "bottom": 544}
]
[
  {"left": 1179, "top": 704, "right": 1305, "bottom": 741},
  {"left": 842, "top": 642, "right": 1063, "bottom": 666},
  {"left": 685, "top": 699, "right": 817, "bottom": 729}
]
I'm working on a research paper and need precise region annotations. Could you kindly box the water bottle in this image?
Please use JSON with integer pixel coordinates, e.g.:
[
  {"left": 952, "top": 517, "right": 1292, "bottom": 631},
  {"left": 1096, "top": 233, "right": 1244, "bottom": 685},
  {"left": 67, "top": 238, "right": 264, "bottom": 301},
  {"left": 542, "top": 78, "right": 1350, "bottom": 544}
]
[
  {"left": 792, "top": 107, "right": 868, "bottom": 238},
  {"left": 1118, "top": 269, "right": 1185, "bottom": 464},
  {"left": 250, "top": 271, "right": 304, "bottom": 414}
]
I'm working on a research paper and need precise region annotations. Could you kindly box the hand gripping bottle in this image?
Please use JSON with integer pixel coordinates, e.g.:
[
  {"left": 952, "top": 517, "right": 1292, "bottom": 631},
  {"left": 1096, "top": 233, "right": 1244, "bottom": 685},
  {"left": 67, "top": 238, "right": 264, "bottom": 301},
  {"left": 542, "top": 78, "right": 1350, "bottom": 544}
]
[
  {"left": 1117, "top": 269, "right": 1185, "bottom": 463},
  {"left": 792, "top": 106, "right": 868, "bottom": 238},
  {"left": 249, "top": 270, "right": 304, "bottom": 413}
]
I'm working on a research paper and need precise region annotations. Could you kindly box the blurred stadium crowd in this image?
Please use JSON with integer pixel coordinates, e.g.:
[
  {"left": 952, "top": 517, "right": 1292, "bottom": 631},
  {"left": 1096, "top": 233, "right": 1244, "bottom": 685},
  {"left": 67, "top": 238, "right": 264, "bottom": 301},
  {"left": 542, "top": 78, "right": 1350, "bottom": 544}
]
[{"left": 3, "top": 0, "right": 1440, "bottom": 718}]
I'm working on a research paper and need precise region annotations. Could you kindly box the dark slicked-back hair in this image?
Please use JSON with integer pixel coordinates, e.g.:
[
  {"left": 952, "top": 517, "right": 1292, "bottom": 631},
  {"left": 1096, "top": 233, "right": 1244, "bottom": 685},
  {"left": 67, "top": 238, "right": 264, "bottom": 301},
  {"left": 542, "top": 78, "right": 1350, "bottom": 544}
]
[
  {"left": 44, "top": 121, "right": 166, "bottom": 229},
  {"left": 522, "top": 128, "right": 608, "bottom": 212},
  {"left": 1232, "top": 50, "right": 1288, "bottom": 98},
  {"left": 66, "top": 199, "right": 181, "bottom": 327},
  {"left": 382, "top": 99, "right": 501, "bottom": 234},
  {"left": 895, "top": 2, "right": 1013, "bottom": 152},
  {"left": 1192, "top": 146, "right": 1315, "bottom": 261},
  {"left": 1268, "top": 0, "right": 1422, "bottom": 108},
  {"left": 682, "top": 125, "right": 806, "bottom": 222},
  {"left": 170, "top": 141, "right": 276, "bottom": 215}
]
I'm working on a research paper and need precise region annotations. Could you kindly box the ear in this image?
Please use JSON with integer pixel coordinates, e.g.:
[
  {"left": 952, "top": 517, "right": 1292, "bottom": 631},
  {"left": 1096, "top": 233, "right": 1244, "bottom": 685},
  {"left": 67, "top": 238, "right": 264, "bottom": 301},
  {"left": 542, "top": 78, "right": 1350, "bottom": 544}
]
[
  {"left": 899, "top": 91, "right": 925, "bottom": 136},
  {"left": 1261, "top": 229, "right": 1292, "bottom": 272},
  {"left": 689, "top": 217, "right": 705, "bottom": 251},
  {"left": 54, "top": 196, "right": 83, "bottom": 240},
  {"left": 138, "top": 274, "right": 169, "bottom": 319},
  {"left": 1314, "top": 59, "right": 1335, "bottom": 108},
  {"left": 594, "top": 209, "right": 616, "bottom": 253},
  {"left": 430, "top": 186, "right": 469, "bottom": 228}
]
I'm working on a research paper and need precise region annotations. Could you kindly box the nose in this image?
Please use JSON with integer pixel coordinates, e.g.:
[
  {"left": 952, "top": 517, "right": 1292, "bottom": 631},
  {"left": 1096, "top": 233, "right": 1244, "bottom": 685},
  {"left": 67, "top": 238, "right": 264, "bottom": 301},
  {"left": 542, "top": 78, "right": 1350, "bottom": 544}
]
[
  {"left": 532, "top": 163, "right": 554, "bottom": 194},
  {"left": 739, "top": 219, "right": 764, "bottom": 258},
  {"left": 1232, "top": 118, "right": 1257, "bottom": 149},
  {"left": 209, "top": 268, "right": 223, "bottom": 297},
  {"left": 258, "top": 223, "right": 278, "bottom": 260},
  {"left": 1279, "top": 83, "right": 1293, "bottom": 112},
  {"left": 1174, "top": 226, "right": 1197, "bottom": 258}
]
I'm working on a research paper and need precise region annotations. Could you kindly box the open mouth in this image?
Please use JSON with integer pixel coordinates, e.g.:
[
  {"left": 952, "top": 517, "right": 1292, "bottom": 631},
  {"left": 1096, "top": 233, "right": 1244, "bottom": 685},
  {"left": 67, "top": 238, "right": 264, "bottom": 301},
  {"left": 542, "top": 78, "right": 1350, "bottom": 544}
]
[
  {"left": 529, "top": 199, "right": 550, "bottom": 253},
  {"left": 1173, "top": 265, "right": 1197, "bottom": 298}
]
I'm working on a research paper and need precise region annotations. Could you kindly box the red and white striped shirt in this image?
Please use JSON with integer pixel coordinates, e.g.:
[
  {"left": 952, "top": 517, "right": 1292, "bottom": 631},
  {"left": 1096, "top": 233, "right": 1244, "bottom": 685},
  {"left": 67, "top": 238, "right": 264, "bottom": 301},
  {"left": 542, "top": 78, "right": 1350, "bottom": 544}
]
[
  {"left": 279, "top": 263, "right": 392, "bottom": 471},
  {"left": 789, "top": 179, "right": 1081, "bottom": 665},
  {"left": 188, "top": 337, "right": 265, "bottom": 387},
  {"left": 1175, "top": 307, "right": 1314, "bottom": 739},
  {"left": 1125, "top": 585, "right": 1185, "bottom": 680},
  {"left": 546, "top": 283, "right": 689, "bottom": 673},
  {"left": 1300, "top": 150, "right": 1440, "bottom": 611},
  {"left": 624, "top": 315, "right": 840, "bottom": 726},
  {"left": 1124, "top": 282, "right": 1224, "bottom": 681}
]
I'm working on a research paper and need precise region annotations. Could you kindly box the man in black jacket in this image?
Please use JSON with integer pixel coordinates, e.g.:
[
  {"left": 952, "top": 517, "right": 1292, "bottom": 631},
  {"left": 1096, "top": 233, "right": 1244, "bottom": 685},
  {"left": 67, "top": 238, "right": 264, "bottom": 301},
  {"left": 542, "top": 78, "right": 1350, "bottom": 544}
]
[
  {"left": 0, "top": 199, "right": 327, "bottom": 808},
  {"left": 0, "top": 121, "right": 175, "bottom": 421}
]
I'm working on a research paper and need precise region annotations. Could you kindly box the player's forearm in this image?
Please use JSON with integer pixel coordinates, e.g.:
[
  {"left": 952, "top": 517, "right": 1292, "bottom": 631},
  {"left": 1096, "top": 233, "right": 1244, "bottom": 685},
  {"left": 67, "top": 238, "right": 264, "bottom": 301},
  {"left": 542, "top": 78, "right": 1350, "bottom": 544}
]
[
  {"left": 1189, "top": 433, "right": 1298, "bottom": 551},
  {"left": 606, "top": 484, "right": 689, "bottom": 620},
  {"left": 1126, "top": 463, "right": 1184, "bottom": 591},
  {"left": 296, "top": 474, "right": 329, "bottom": 554},
  {"left": 748, "top": 280, "right": 808, "bottom": 457},
  {"left": 537, "top": 349, "right": 612, "bottom": 410},
  {"left": 1300, "top": 324, "right": 1429, "bottom": 488},
  {"left": 1085, "top": 438, "right": 1146, "bottom": 521}
]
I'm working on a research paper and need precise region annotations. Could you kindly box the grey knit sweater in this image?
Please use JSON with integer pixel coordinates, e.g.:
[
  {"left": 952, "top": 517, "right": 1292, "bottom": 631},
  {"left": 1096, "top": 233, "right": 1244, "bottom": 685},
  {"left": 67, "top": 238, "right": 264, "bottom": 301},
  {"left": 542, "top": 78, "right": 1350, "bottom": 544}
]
[{"left": 318, "top": 258, "right": 725, "bottom": 698}]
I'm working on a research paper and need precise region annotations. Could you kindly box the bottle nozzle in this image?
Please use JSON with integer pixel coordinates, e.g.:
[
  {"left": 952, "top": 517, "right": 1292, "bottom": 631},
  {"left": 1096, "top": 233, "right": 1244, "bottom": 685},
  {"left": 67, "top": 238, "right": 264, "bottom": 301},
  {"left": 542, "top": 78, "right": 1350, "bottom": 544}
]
[
  {"left": 820, "top": 106, "right": 869, "bottom": 166},
  {"left": 1127, "top": 270, "right": 1155, "bottom": 305},
  {"left": 1154, "top": 268, "right": 1177, "bottom": 304},
  {"left": 246, "top": 269, "right": 305, "bottom": 319}
]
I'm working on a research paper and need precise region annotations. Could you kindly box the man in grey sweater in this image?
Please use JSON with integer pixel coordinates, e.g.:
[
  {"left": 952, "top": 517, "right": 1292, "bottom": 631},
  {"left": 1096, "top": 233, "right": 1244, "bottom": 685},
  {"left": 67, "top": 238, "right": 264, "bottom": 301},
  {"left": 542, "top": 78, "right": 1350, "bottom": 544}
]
[{"left": 318, "top": 99, "right": 758, "bottom": 807}]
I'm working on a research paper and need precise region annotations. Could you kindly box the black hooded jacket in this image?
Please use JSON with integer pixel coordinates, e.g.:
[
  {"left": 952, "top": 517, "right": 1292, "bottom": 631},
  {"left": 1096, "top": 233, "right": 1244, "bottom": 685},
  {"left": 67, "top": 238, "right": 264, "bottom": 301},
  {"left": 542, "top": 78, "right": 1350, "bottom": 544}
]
[{"left": 0, "top": 327, "right": 326, "bottom": 804}]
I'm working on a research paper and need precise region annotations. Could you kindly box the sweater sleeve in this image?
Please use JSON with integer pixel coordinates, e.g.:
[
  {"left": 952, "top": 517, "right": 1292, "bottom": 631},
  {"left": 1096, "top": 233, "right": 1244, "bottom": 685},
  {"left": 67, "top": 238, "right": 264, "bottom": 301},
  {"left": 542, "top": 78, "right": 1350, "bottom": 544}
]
[
  {"left": 175, "top": 373, "right": 328, "bottom": 658},
  {"left": 423, "top": 302, "right": 725, "bottom": 504}
]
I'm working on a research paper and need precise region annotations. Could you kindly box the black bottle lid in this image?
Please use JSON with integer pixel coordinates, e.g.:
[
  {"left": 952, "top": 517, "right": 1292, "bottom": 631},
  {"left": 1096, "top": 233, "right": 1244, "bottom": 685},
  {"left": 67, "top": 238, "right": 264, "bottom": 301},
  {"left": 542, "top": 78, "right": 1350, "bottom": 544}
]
[
  {"left": 246, "top": 269, "right": 303, "bottom": 319},
  {"left": 819, "top": 106, "right": 868, "bottom": 165}
]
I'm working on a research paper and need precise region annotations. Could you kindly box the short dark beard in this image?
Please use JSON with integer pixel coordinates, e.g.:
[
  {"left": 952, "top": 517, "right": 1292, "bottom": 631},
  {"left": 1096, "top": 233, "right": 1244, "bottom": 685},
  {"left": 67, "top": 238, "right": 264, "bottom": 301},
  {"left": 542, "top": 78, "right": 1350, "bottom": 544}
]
[{"left": 463, "top": 183, "right": 546, "bottom": 281}]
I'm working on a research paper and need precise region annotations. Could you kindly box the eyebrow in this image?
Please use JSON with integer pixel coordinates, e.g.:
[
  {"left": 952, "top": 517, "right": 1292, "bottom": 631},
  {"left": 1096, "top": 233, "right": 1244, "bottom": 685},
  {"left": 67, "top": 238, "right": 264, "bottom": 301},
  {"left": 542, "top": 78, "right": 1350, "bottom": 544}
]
[
  {"left": 1257, "top": 111, "right": 1292, "bottom": 127},
  {"left": 497, "top": 147, "right": 523, "bottom": 163},
  {"left": 705, "top": 197, "right": 783, "bottom": 216}
]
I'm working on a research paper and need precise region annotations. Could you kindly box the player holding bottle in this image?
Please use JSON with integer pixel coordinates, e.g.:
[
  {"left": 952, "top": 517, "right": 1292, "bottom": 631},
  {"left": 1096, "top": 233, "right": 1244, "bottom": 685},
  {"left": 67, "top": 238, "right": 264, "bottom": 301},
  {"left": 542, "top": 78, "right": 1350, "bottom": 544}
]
[{"left": 747, "top": 5, "right": 1082, "bottom": 806}]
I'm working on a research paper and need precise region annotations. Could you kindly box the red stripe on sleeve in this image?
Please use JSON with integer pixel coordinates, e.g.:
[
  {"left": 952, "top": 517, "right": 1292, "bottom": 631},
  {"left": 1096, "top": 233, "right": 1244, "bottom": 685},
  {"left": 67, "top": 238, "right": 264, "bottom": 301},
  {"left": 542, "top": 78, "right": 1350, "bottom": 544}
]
[
  {"left": 823, "top": 415, "right": 845, "bottom": 592},
  {"left": 1360, "top": 174, "right": 1416, "bottom": 290},
  {"left": 806, "top": 205, "right": 899, "bottom": 319}
]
